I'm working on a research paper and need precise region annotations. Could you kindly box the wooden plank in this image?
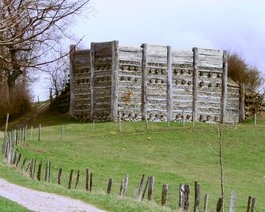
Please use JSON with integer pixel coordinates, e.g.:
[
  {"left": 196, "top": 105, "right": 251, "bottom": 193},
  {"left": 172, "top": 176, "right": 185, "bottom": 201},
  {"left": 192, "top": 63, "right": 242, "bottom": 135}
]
[
  {"left": 221, "top": 51, "right": 228, "bottom": 123},
  {"left": 111, "top": 40, "right": 119, "bottom": 121},
  {"left": 192, "top": 47, "right": 198, "bottom": 122},
  {"left": 90, "top": 42, "right": 95, "bottom": 120},
  {"left": 141, "top": 44, "right": 148, "bottom": 121}
]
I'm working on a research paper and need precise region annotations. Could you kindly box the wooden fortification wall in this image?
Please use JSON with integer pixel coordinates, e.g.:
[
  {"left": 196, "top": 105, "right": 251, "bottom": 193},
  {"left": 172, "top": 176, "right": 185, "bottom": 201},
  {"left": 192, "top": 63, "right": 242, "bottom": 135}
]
[{"left": 69, "top": 41, "right": 240, "bottom": 123}]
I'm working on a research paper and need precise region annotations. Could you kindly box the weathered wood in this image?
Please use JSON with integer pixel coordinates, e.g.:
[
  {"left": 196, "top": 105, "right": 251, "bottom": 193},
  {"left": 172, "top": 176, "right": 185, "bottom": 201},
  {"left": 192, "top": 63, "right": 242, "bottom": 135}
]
[
  {"left": 85, "top": 168, "right": 90, "bottom": 191},
  {"left": 221, "top": 51, "right": 228, "bottom": 123},
  {"left": 38, "top": 124, "right": 41, "bottom": 142},
  {"left": 137, "top": 175, "right": 145, "bottom": 201},
  {"left": 141, "top": 43, "right": 147, "bottom": 121},
  {"left": 147, "top": 176, "right": 154, "bottom": 201},
  {"left": 179, "top": 184, "right": 190, "bottom": 211},
  {"left": 89, "top": 172, "right": 93, "bottom": 192},
  {"left": 250, "top": 197, "right": 255, "bottom": 212},
  {"left": 4, "top": 113, "right": 9, "bottom": 138},
  {"left": 36, "top": 159, "right": 42, "bottom": 181},
  {"left": 216, "top": 198, "right": 223, "bottom": 212},
  {"left": 16, "top": 153, "right": 22, "bottom": 167},
  {"left": 90, "top": 42, "right": 95, "bottom": 120},
  {"left": 161, "top": 184, "right": 168, "bottom": 206},
  {"left": 167, "top": 46, "right": 173, "bottom": 122},
  {"left": 246, "top": 196, "right": 252, "bottom": 212},
  {"left": 229, "top": 191, "right": 236, "bottom": 212},
  {"left": 30, "top": 158, "right": 36, "bottom": 179},
  {"left": 75, "top": 170, "right": 80, "bottom": 189},
  {"left": 107, "top": 178, "right": 112, "bottom": 194},
  {"left": 58, "top": 168, "right": 62, "bottom": 185},
  {"left": 123, "top": 174, "right": 129, "bottom": 197},
  {"left": 68, "top": 169, "right": 73, "bottom": 189},
  {"left": 45, "top": 160, "right": 51, "bottom": 183},
  {"left": 119, "top": 180, "right": 124, "bottom": 196},
  {"left": 111, "top": 40, "right": 119, "bottom": 121},
  {"left": 203, "top": 193, "right": 209, "bottom": 212},
  {"left": 194, "top": 181, "right": 200, "bottom": 212},
  {"left": 192, "top": 48, "right": 198, "bottom": 122},
  {"left": 21, "top": 158, "right": 27, "bottom": 170}
]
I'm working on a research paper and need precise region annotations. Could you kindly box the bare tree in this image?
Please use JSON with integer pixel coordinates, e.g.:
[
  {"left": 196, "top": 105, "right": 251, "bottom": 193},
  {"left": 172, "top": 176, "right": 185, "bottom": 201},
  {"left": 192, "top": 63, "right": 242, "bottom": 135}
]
[{"left": 0, "top": 0, "right": 90, "bottom": 118}]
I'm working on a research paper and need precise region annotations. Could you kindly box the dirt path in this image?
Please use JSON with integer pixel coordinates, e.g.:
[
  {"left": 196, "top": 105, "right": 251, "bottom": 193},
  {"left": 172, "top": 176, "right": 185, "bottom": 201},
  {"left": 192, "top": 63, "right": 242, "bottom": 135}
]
[{"left": 0, "top": 178, "right": 105, "bottom": 212}]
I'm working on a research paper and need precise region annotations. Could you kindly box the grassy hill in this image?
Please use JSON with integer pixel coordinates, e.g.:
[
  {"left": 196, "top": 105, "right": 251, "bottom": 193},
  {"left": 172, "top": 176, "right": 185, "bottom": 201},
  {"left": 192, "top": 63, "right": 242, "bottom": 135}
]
[{"left": 1, "top": 110, "right": 265, "bottom": 211}]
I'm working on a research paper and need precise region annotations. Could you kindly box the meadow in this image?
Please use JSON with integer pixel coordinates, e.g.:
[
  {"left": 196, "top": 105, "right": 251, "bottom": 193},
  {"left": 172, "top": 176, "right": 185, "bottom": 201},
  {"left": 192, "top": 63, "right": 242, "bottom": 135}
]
[{"left": 1, "top": 110, "right": 265, "bottom": 211}]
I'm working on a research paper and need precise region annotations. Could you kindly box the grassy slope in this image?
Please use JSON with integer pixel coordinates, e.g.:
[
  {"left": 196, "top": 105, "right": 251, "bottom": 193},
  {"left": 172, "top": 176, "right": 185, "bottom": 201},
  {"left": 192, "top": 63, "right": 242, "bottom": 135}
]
[
  {"left": 1, "top": 110, "right": 265, "bottom": 211},
  {"left": 0, "top": 197, "right": 30, "bottom": 212}
]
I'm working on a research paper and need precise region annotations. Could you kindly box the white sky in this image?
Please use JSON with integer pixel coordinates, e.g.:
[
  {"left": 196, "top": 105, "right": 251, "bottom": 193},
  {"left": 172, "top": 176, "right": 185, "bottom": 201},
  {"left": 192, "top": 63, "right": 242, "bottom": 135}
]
[{"left": 34, "top": 0, "right": 265, "bottom": 100}]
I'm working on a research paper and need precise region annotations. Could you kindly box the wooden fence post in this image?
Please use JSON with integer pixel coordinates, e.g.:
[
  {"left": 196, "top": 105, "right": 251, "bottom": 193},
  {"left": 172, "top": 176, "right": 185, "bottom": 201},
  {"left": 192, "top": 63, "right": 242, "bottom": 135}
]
[
  {"left": 45, "top": 160, "right": 51, "bottom": 182},
  {"left": 58, "top": 168, "right": 62, "bottom": 185},
  {"left": 36, "top": 159, "right": 42, "bottom": 181},
  {"left": 21, "top": 158, "right": 27, "bottom": 170},
  {"left": 89, "top": 172, "right": 93, "bottom": 192},
  {"left": 107, "top": 178, "right": 112, "bottom": 194},
  {"left": 119, "top": 180, "right": 124, "bottom": 196},
  {"left": 30, "top": 158, "right": 36, "bottom": 179},
  {"left": 161, "top": 184, "right": 169, "bottom": 206},
  {"left": 179, "top": 184, "right": 190, "bottom": 211},
  {"left": 75, "top": 170, "right": 80, "bottom": 189},
  {"left": 137, "top": 175, "right": 145, "bottom": 201},
  {"left": 16, "top": 153, "right": 22, "bottom": 167},
  {"left": 194, "top": 181, "right": 200, "bottom": 212},
  {"left": 68, "top": 169, "right": 73, "bottom": 189},
  {"left": 38, "top": 124, "right": 41, "bottom": 141},
  {"left": 204, "top": 193, "right": 209, "bottom": 212},
  {"left": 250, "top": 197, "right": 256, "bottom": 212},
  {"left": 216, "top": 198, "right": 223, "bottom": 212},
  {"left": 229, "top": 191, "right": 236, "bottom": 212},
  {"left": 147, "top": 176, "right": 154, "bottom": 201},
  {"left": 86, "top": 169, "right": 90, "bottom": 191}
]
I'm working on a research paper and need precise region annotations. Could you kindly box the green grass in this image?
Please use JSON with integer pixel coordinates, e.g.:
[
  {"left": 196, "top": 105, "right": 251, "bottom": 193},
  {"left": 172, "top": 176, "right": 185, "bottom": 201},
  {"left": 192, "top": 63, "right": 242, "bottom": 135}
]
[
  {"left": 0, "top": 197, "right": 30, "bottom": 212},
  {"left": 1, "top": 110, "right": 265, "bottom": 211}
]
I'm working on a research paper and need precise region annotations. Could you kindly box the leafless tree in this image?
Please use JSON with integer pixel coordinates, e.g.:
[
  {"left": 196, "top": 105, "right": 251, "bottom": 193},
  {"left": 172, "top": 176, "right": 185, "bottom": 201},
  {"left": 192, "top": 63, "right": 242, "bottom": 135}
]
[{"left": 0, "top": 0, "right": 90, "bottom": 118}]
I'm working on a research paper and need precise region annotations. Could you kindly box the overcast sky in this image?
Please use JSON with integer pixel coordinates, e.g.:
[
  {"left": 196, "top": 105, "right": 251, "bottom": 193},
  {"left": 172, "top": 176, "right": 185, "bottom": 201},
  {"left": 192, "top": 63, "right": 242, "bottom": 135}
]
[{"left": 34, "top": 0, "right": 265, "bottom": 100}]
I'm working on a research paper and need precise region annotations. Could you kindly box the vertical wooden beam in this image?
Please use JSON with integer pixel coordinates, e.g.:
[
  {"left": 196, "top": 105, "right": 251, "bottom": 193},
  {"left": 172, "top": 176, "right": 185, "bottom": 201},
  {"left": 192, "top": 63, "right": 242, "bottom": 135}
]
[
  {"left": 90, "top": 42, "right": 95, "bottom": 120},
  {"left": 141, "top": 44, "right": 148, "bottom": 121},
  {"left": 239, "top": 83, "right": 245, "bottom": 122},
  {"left": 221, "top": 51, "right": 228, "bottom": 123},
  {"left": 167, "top": 46, "right": 173, "bottom": 122},
  {"left": 192, "top": 48, "right": 198, "bottom": 122},
  {"left": 111, "top": 41, "right": 119, "bottom": 122},
  {"left": 194, "top": 181, "right": 200, "bottom": 212},
  {"left": 69, "top": 45, "right": 76, "bottom": 117}
]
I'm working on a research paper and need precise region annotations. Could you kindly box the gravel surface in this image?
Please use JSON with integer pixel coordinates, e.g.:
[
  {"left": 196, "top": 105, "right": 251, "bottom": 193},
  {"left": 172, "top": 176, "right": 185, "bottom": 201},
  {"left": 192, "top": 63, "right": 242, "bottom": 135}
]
[{"left": 0, "top": 178, "right": 105, "bottom": 212}]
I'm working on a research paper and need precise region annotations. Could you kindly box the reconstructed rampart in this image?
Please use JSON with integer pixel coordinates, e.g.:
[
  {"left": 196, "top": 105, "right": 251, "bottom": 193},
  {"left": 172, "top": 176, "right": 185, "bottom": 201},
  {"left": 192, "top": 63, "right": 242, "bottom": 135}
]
[{"left": 69, "top": 41, "right": 240, "bottom": 123}]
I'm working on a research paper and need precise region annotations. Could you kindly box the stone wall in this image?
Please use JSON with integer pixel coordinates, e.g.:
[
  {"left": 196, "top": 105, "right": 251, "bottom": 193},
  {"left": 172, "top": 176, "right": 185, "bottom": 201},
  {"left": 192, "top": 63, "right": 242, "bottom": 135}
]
[{"left": 69, "top": 40, "right": 240, "bottom": 123}]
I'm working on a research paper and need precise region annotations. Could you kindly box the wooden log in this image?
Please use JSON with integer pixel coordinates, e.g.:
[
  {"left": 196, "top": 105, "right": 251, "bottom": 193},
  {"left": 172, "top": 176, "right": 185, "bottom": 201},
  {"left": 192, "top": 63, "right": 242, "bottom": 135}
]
[
  {"left": 137, "top": 175, "right": 145, "bottom": 201},
  {"left": 194, "top": 181, "right": 200, "bottom": 212},
  {"left": 161, "top": 184, "right": 169, "bottom": 206},
  {"left": 167, "top": 46, "right": 173, "bottom": 122},
  {"left": 216, "top": 198, "right": 223, "bottom": 212},
  {"left": 30, "top": 158, "right": 36, "bottom": 179},
  {"left": 203, "top": 193, "right": 209, "bottom": 212},
  {"left": 58, "top": 168, "right": 62, "bottom": 185},
  {"left": 68, "top": 169, "right": 73, "bottom": 189},
  {"left": 192, "top": 48, "right": 198, "bottom": 122},
  {"left": 45, "top": 160, "right": 51, "bottom": 183},
  {"left": 75, "top": 170, "right": 80, "bottom": 189},
  {"left": 89, "top": 172, "right": 93, "bottom": 192},
  {"left": 246, "top": 196, "right": 252, "bottom": 212},
  {"left": 107, "top": 178, "right": 112, "bottom": 194},
  {"left": 21, "top": 158, "right": 27, "bottom": 170},
  {"left": 111, "top": 40, "right": 119, "bottom": 121},
  {"left": 36, "top": 159, "right": 42, "bottom": 181},
  {"left": 16, "top": 153, "right": 22, "bottom": 167},
  {"left": 141, "top": 176, "right": 149, "bottom": 201},
  {"left": 179, "top": 184, "right": 190, "bottom": 211},
  {"left": 147, "top": 176, "right": 154, "bottom": 201},
  {"left": 141, "top": 43, "right": 147, "bottom": 121},
  {"left": 229, "top": 191, "right": 236, "bottom": 212},
  {"left": 250, "top": 197, "right": 255, "bottom": 212},
  {"left": 86, "top": 168, "right": 90, "bottom": 191},
  {"left": 90, "top": 42, "right": 95, "bottom": 120},
  {"left": 221, "top": 51, "right": 228, "bottom": 123},
  {"left": 119, "top": 180, "right": 124, "bottom": 196},
  {"left": 38, "top": 124, "right": 41, "bottom": 142}
]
